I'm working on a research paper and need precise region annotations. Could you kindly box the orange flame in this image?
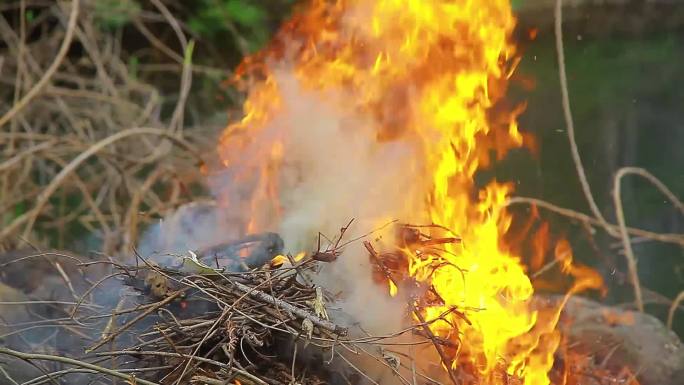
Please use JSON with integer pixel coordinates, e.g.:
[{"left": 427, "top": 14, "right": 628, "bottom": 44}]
[{"left": 218, "top": 1, "right": 604, "bottom": 384}]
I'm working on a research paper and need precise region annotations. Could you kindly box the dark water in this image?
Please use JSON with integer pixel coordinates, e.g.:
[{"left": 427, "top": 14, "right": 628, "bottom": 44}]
[{"left": 490, "top": 31, "right": 684, "bottom": 335}]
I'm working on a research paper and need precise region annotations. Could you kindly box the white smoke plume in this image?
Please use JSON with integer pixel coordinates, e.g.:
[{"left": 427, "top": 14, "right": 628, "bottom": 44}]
[{"left": 139, "top": 67, "right": 429, "bottom": 338}]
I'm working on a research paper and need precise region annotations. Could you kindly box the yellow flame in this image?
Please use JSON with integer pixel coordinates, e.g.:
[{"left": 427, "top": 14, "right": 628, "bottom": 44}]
[
  {"left": 388, "top": 280, "right": 398, "bottom": 297},
  {"left": 216, "top": 1, "right": 597, "bottom": 384},
  {"left": 271, "top": 254, "right": 288, "bottom": 266},
  {"left": 294, "top": 251, "right": 306, "bottom": 262},
  {"left": 271, "top": 252, "right": 308, "bottom": 266}
]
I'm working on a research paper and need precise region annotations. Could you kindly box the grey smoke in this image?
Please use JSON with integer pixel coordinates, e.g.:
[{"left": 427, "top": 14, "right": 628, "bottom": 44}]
[{"left": 139, "top": 67, "right": 430, "bottom": 341}]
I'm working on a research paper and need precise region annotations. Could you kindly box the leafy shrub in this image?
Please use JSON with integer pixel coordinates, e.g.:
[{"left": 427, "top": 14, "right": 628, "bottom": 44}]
[
  {"left": 188, "top": 0, "right": 291, "bottom": 52},
  {"left": 93, "top": 0, "right": 141, "bottom": 29}
]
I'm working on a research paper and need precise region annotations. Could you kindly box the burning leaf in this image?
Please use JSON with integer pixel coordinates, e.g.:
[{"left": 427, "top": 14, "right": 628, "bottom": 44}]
[
  {"left": 294, "top": 251, "right": 306, "bottom": 262},
  {"left": 270, "top": 254, "right": 288, "bottom": 267}
]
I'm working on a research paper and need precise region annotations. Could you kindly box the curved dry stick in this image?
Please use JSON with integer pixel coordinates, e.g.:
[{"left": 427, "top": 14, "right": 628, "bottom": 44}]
[
  {"left": 43, "top": 153, "right": 112, "bottom": 235},
  {"left": 615, "top": 167, "right": 684, "bottom": 215},
  {"left": 6, "top": 0, "right": 27, "bottom": 154},
  {"left": 123, "top": 166, "right": 166, "bottom": 249},
  {"left": 554, "top": 0, "right": 614, "bottom": 235},
  {"left": 0, "top": 0, "right": 79, "bottom": 128},
  {"left": 667, "top": 291, "right": 684, "bottom": 330},
  {"left": 613, "top": 167, "right": 684, "bottom": 313},
  {"left": 72, "top": 14, "right": 119, "bottom": 97},
  {"left": 613, "top": 168, "right": 643, "bottom": 312},
  {"left": 149, "top": 0, "right": 191, "bottom": 133},
  {"left": 0, "top": 347, "right": 160, "bottom": 385},
  {"left": 149, "top": 0, "right": 188, "bottom": 49},
  {"left": 170, "top": 40, "right": 194, "bottom": 132},
  {"left": 505, "top": 197, "right": 684, "bottom": 246},
  {"left": 132, "top": 18, "right": 183, "bottom": 62},
  {"left": 0, "top": 251, "right": 83, "bottom": 268},
  {"left": 69, "top": 272, "right": 125, "bottom": 318},
  {"left": 0, "top": 127, "right": 199, "bottom": 242},
  {"left": 0, "top": 365, "right": 19, "bottom": 385},
  {"left": 0, "top": 140, "right": 55, "bottom": 171}
]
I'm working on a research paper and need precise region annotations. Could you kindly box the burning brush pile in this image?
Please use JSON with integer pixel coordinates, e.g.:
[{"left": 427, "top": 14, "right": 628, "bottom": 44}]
[
  {"left": 88, "top": 232, "right": 354, "bottom": 385},
  {"left": 71, "top": 224, "right": 478, "bottom": 385},
  {"left": 1, "top": 0, "right": 682, "bottom": 385},
  {"left": 0, "top": 223, "right": 648, "bottom": 385}
]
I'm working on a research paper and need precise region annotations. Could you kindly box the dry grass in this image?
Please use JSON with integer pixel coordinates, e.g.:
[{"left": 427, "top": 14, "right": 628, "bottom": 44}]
[{"left": 0, "top": 0, "right": 224, "bottom": 254}]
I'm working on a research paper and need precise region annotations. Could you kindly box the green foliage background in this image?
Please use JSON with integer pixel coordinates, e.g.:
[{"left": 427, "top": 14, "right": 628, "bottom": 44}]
[{"left": 93, "top": 0, "right": 294, "bottom": 53}]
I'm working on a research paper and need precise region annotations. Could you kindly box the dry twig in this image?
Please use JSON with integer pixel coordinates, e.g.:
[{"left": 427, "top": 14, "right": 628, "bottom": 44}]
[{"left": 0, "top": 347, "right": 160, "bottom": 385}]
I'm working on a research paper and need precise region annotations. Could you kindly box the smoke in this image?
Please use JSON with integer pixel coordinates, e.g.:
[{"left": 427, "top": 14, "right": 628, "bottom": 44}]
[
  {"left": 129, "top": 30, "right": 454, "bottom": 383},
  {"left": 137, "top": 201, "right": 226, "bottom": 257},
  {"left": 267, "top": 71, "right": 422, "bottom": 334},
  {"left": 139, "top": 68, "right": 427, "bottom": 338},
  {"left": 267, "top": 72, "right": 418, "bottom": 248}
]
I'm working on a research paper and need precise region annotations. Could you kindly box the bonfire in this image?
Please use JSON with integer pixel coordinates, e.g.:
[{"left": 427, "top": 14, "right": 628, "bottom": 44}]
[{"left": 0, "top": 1, "right": 682, "bottom": 385}]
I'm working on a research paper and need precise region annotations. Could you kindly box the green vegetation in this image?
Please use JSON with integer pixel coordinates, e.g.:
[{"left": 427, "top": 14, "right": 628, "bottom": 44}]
[
  {"left": 91, "top": 0, "right": 293, "bottom": 53},
  {"left": 189, "top": 0, "right": 274, "bottom": 52},
  {"left": 93, "top": 0, "right": 141, "bottom": 29}
]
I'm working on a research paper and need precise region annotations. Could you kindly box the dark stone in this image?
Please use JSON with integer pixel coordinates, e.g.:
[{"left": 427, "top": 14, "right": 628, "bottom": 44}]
[{"left": 538, "top": 295, "right": 684, "bottom": 385}]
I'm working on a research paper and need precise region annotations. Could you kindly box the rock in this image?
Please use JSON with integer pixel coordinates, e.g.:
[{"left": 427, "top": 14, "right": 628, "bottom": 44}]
[
  {"left": 0, "top": 250, "right": 97, "bottom": 366},
  {"left": 0, "top": 280, "right": 73, "bottom": 348},
  {"left": 0, "top": 249, "right": 89, "bottom": 294},
  {"left": 0, "top": 356, "right": 43, "bottom": 385},
  {"left": 539, "top": 295, "right": 684, "bottom": 385},
  {"left": 0, "top": 282, "right": 32, "bottom": 337}
]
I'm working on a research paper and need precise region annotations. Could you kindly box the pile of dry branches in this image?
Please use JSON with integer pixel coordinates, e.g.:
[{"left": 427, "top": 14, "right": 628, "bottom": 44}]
[
  {"left": 0, "top": 229, "right": 642, "bottom": 385},
  {"left": 0, "top": 235, "right": 468, "bottom": 385},
  {"left": 4, "top": 212, "right": 676, "bottom": 385},
  {"left": 87, "top": 255, "right": 349, "bottom": 385},
  {"left": 0, "top": 0, "right": 230, "bottom": 254}
]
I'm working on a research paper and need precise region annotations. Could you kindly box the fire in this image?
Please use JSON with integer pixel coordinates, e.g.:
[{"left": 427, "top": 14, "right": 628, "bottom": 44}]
[
  {"left": 270, "top": 251, "right": 307, "bottom": 267},
  {"left": 217, "top": 1, "right": 603, "bottom": 384}
]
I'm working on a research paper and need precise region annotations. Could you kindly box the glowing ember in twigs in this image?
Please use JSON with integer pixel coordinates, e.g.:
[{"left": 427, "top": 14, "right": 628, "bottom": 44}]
[{"left": 365, "top": 240, "right": 464, "bottom": 385}]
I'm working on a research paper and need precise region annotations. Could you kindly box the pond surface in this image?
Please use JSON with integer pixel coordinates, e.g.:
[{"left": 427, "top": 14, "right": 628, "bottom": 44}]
[{"left": 494, "top": 30, "right": 684, "bottom": 335}]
